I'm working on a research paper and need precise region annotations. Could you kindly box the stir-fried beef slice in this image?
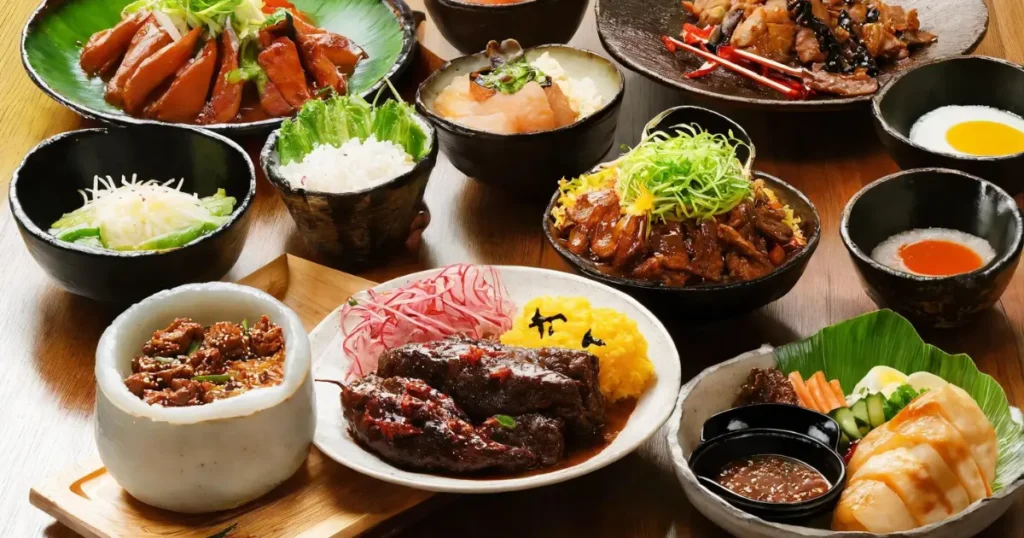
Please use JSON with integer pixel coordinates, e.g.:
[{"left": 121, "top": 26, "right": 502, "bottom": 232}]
[
  {"left": 106, "top": 18, "right": 171, "bottom": 106},
  {"left": 613, "top": 214, "right": 648, "bottom": 269},
  {"left": 651, "top": 221, "right": 691, "bottom": 271},
  {"left": 753, "top": 204, "right": 794, "bottom": 243},
  {"left": 142, "top": 318, "right": 204, "bottom": 357},
  {"left": 719, "top": 224, "right": 772, "bottom": 266},
  {"left": 632, "top": 255, "right": 664, "bottom": 280},
  {"left": 204, "top": 321, "right": 248, "bottom": 360},
  {"left": 796, "top": 27, "right": 826, "bottom": 63},
  {"left": 249, "top": 315, "right": 285, "bottom": 357},
  {"left": 568, "top": 225, "right": 591, "bottom": 255},
  {"left": 80, "top": 11, "right": 149, "bottom": 76},
  {"left": 124, "top": 373, "right": 158, "bottom": 396},
  {"left": 377, "top": 337, "right": 606, "bottom": 439},
  {"left": 726, "top": 251, "right": 774, "bottom": 281},
  {"left": 197, "top": 27, "right": 243, "bottom": 124},
  {"left": 860, "top": 22, "right": 907, "bottom": 60},
  {"left": 685, "top": 0, "right": 733, "bottom": 26},
  {"left": 802, "top": 68, "right": 878, "bottom": 96},
  {"left": 144, "top": 38, "right": 219, "bottom": 122},
  {"left": 143, "top": 378, "right": 215, "bottom": 407},
  {"left": 122, "top": 26, "right": 203, "bottom": 114},
  {"left": 479, "top": 413, "right": 565, "bottom": 467},
  {"left": 188, "top": 346, "right": 224, "bottom": 373},
  {"left": 589, "top": 203, "right": 622, "bottom": 260},
  {"left": 258, "top": 37, "right": 312, "bottom": 108},
  {"left": 343, "top": 375, "right": 557, "bottom": 473},
  {"left": 687, "top": 220, "right": 724, "bottom": 281}
]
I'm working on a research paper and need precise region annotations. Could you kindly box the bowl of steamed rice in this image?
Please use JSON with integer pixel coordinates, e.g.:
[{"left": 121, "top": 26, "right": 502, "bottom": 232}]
[
  {"left": 261, "top": 91, "right": 438, "bottom": 267},
  {"left": 500, "top": 295, "right": 654, "bottom": 401}
]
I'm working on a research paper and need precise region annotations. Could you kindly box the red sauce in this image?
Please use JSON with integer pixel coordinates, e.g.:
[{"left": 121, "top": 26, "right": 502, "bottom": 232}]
[
  {"left": 898, "top": 239, "right": 983, "bottom": 276},
  {"left": 715, "top": 454, "right": 830, "bottom": 503}
]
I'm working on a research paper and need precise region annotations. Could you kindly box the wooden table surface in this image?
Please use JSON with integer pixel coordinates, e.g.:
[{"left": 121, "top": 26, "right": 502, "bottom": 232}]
[{"left": 3, "top": 1, "right": 1024, "bottom": 536}]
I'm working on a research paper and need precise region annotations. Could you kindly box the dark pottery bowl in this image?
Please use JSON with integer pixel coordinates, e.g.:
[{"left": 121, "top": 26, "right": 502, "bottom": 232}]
[
  {"left": 840, "top": 168, "right": 1023, "bottom": 328},
  {"left": 416, "top": 43, "right": 624, "bottom": 196},
  {"left": 700, "top": 404, "right": 841, "bottom": 451},
  {"left": 424, "top": 0, "right": 589, "bottom": 55},
  {"left": 544, "top": 106, "right": 820, "bottom": 320},
  {"left": 21, "top": 0, "right": 418, "bottom": 136},
  {"left": 689, "top": 428, "right": 846, "bottom": 523},
  {"left": 261, "top": 113, "right": 438, "bottom": 269},
  {"left": 597, "top": 0, "right": 988, "bottom": 110},
  {"left": 873, "top": 56, "right": 1024, "bottom": 193},
  {"left": 9, "top": 125, "right": 255, "bottom": 303}
]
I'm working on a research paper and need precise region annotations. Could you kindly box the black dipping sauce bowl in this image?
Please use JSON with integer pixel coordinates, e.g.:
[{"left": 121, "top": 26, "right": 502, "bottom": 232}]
[
  {"left": 689, "top": 428, "right": 846, "bottom": 523},
  {"left": 416, "top": 41, "right": 624, "bottom": 197},
  {"left": 544, "top": 106, "right": 820, "bottom": 320},
  {"left": 424, "top": 0, "right": 589, "bottom": 55},
  {"left": 873, "top": 56, "right": 1024, "bottom": 194},
  {"left": 9, "top": 125, "right": 255, "bottom": 303},
  {"left": 841, "top": 168, "right": 1023, "bottom": 328}
]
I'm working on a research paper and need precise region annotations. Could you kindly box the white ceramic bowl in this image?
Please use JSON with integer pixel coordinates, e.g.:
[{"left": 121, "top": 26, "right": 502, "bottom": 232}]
[
  {"left": 94, "top": 283, "right": 314, "bottom": 513},
  {"left": 312, "top": 265, "right": 682, "bottom": 493},
  {"left": 667, "top": 346, "right": 1024, "bottom": 538}
]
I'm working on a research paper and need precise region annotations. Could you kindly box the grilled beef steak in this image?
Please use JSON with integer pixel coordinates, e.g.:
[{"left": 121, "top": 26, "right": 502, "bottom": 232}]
[{"left": 376, "top": 337, "right": 606, "bottom": 438}]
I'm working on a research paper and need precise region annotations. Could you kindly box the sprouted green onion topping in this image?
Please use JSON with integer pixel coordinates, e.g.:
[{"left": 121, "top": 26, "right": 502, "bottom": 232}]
[
  {"left": 616, "top": 124, "right": 751, "bottom": 222},
  {"left": 475, "top": 57, "right": 549, "bottom": 95}
]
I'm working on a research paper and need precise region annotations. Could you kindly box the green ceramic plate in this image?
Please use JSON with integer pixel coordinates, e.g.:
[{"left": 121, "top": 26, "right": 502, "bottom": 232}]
[{"left": 21, "top": 0, "right": 417, "bottom": 135}]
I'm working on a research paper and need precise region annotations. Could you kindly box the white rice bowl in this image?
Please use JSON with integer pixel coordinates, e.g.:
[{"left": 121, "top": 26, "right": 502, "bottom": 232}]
[
  {"left": 871, "top": 228, "right": 996, "bottom": 275},
  {"left": 278, "top": 136, "right": 415, "bottom": 194}
]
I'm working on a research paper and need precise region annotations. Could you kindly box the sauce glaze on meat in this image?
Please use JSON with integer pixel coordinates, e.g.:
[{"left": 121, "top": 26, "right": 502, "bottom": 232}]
[{"left": 124, "top": 316, "right": 285, "bottom": 406}]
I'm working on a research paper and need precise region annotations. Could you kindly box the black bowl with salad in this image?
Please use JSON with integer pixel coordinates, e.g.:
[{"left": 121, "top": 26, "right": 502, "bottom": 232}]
[
  {"left": 261, "top": 87, "right": 438, "bottom": 268},
  {"left": 544, "top": 106, "right": 820, "bottom": 320},
  {"left": 9, "top": 124, "right": 255, "bottom": 303}
]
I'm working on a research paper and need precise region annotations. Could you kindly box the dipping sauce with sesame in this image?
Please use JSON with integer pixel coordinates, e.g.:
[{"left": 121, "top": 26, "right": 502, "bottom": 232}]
[{"left": 715, "top": 454, "right": 830, "bottom": 503}]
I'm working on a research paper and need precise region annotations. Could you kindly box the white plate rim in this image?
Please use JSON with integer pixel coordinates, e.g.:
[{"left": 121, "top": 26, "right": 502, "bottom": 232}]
[{"left": 310, "top": 265, "right": 683, "bottom": 493}]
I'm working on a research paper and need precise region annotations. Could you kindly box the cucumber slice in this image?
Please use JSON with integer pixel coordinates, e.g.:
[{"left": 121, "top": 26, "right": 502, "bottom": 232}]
[
  {"left": 829, "top": 407, "right": 863, "bottom": 440},
  {"left": 850, "top": 399, "right": 870, "bottom": 426},
  {"left": 866, "top": 393, "right": 887, "bottom": 428}
]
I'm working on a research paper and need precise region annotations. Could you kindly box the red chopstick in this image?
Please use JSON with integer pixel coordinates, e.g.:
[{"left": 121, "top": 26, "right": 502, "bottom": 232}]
[{"left": 662, "top": 36, "right": 804, "bottom": 98}]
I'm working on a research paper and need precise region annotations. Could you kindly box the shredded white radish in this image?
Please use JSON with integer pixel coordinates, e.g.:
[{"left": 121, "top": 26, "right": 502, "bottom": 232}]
[{"left": 340, "top": 265, "right": 516, "bottom": 379}]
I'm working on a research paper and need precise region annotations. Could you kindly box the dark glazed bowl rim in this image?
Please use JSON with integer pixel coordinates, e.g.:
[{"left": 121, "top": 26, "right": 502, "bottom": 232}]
[
  {"left": 839, "top": 167, "right": 1024, "bottom": 283},
  {"left": 699, "top": 403, "right": 842, "bottom": 451},
  {"left": 543, "top": 171, "right": 821, "bottom": 294},
  {"left": 19, "top": 0, "right": 418, "bottom": 135},
  {"left": 689, "top": 428, "right": 847, "bottom": 511},
  {"left": 259, "top": 109, "right": 439, "bottom": 198},
  {"left": 415, "top": 43, "right": 626, "bottom": 140},
  {"left": 871, "top": 55, "right": 1024, "bottom": 162},
  {"left": 8, "top": 124, "right": 256, "bottom": 259},
  {"left": 436, "top": 0, "right": 548, "bottom": 9}
]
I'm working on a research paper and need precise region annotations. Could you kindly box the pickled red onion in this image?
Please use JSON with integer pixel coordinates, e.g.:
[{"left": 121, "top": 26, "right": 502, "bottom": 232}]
[{"left": 340, "top": 264, "right": 515, "bottom": 378}]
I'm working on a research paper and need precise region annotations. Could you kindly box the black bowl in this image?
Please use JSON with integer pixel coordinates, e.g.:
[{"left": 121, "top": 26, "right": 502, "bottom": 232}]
[
  {"left": 873, "top": 56, "right": 1024, "bottom": 193},
  {"left": 840, "top": 168, "right": 1023, "bottom": 328},
  {"left": 416, "top": 42, "right": 625, "bottom": 196},
  {"left": 700, "top": 403, "right": 841, "bottom": 452},
  {"left": 9, "top": 125, "right": 255, "bottom": 303},
  {"left": 689, "top": 428, "right": 846, "bottom": 523},
  {"left": 544, "top": 106, "right": 820, "bottom": 320},
  {"left": 424, "top": 0, "right": 589, "bottom": 55},
  {"left": 261, "top": 112, "right": 438, "bottom": 269}
]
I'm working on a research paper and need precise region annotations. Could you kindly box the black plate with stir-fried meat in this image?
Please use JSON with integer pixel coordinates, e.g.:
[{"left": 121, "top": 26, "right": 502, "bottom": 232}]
[{"left": 124, "top": 315, "right": 286, "bottom": 406}]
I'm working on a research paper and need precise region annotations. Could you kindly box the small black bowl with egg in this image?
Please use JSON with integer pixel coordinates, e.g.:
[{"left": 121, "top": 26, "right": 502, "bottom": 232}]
[
  {"left": 840, "top": 168, "right": 1023, "bottom": 328},
  {"left": 260, "top": 96, "right": 439, "bottom": 269},
  {"left": 873, "top": 56, "right": 1024, "bottom": 193}
]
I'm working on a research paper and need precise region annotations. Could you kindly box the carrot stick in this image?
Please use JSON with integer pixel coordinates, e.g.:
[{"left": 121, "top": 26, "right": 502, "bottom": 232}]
[
  {"left": 805, "top": 374, "right": 830, "bottom": 413},
  {"left": 788, "top": 371, "right": 816, "bottom": 411},
  {"left": 830, "top": 379, "right": 846, "bottom": 405},
  {"left": 813, "top": 371, "right": 841, "bottom": 411}
]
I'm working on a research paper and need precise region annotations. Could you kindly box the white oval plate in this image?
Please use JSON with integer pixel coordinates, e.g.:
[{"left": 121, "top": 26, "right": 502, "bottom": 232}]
[{"left": 310, "top": 265, "right": 682, "bottom": 493}]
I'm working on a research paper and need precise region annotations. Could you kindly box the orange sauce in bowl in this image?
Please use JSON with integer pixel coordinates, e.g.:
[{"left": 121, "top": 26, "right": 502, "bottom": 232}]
[{"left": 898, "top": 240, "right": 984, "bottom": 276}]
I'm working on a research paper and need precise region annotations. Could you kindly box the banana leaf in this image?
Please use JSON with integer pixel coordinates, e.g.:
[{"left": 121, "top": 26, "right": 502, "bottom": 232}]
[
  {"left": 22, "top": 0, "right": 410, "bottom": 131},
  {"left": 776, "top": 309, "right": 1024, "bottom": 492}
]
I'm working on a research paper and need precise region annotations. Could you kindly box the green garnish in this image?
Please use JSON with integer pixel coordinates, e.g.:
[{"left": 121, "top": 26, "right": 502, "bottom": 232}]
[
  {"left": 276, "top": 83, "right": 428, "bottom": 165},
  {"left": 347, "top": 297, "right": 359, "bottom": 306},
  {"left": 475, "top": 57, "right": 548, "bottom": 95},
  {"left": 241, "top": 318, "right": 249, "bottom": 332},
  {"left": 122, "top": 0, "right": 267, "bottom": 39},
  {"left": 187, "top": 339, "right": 202, "bottom": 355},
  {"left": 193, "top": 374, "right": 232, "bottom": 383},
  {"left": 494, "top": 415, "right": 517, "bottom": 429},
  {"left": 225, "top": 37, "right": 267, "bottom": 93},
  {"left": 616, "top": 124, "right": 752, "bottom": 222},
  {"left": 262, "top": 7, "right": 289, "bottom": 28},
  {"left": 883, "top": 384, "right": 928, "bottom": 421}
]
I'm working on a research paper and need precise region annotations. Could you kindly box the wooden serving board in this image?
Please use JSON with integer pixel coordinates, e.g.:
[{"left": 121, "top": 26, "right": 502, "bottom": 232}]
[{"left": 29, "top": 255, "right": 439, "bottom": 538}]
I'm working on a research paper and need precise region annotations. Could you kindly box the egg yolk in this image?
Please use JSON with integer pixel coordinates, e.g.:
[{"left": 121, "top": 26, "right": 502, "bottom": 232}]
[
  {"left": 898, "top": 240, "right": 984, "bottom": 276},
  {"left": 946, "top": 120, "right": 1024, "bottom": 156}
]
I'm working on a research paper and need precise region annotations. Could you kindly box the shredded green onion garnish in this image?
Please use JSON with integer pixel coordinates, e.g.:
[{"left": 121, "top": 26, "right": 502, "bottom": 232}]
[
  {"left": 475, "top": 57, "right": 549, "bottom": 95},
  {"left": 616, "top": 124, "right": 751, "bottom": 222},
  {"left": 494, "top": 415, "right": 517, "bottom": 429},
  {"left": 193, "top": 374, "right": 232, "bottom": 383}
]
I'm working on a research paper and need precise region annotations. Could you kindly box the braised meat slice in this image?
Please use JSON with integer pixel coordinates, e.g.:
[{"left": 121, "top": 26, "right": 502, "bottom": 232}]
[
  {"left": 342, "top": 375, "right": 564, "bottom": 473},
  {"left": 79, "top": 11, "right": 149, "bottom": 76},
  {"left": 376, "top": 337, "right": 606, "bottom": 438},
  {"left": 197, "top": 26, "right": 243, "bottom": 124},
  {"left": 687, "top": 219, "right": 724, "bottom": 281},
  {"left": 142, "top": 317, "right": 204, "bottom": 357},
  {"left": 734, "top": 367, "right": 799, "bottom": 406}
]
